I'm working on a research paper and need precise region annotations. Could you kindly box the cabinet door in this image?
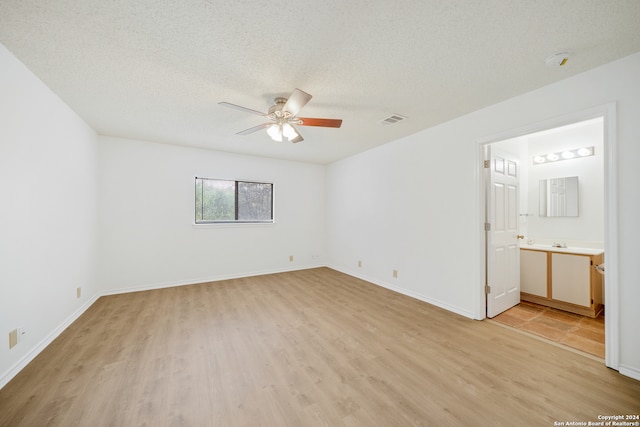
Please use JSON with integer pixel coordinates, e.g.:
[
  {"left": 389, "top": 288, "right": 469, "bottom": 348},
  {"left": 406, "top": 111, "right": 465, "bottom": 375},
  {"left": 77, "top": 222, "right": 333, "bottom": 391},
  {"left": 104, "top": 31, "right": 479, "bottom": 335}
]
[
  {"left": 551, "top": 253, "right": 591, "bottom": 307},
  {"left": 520, "top": 250, "right": 547, "bottom": 297}
]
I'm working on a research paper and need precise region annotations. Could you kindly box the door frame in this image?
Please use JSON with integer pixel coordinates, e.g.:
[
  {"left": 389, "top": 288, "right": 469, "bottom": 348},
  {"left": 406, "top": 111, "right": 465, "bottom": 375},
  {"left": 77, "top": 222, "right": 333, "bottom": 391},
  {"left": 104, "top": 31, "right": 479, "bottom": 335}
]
[{"left": 475, "top": 102, "right": 618, "bottom": 370}]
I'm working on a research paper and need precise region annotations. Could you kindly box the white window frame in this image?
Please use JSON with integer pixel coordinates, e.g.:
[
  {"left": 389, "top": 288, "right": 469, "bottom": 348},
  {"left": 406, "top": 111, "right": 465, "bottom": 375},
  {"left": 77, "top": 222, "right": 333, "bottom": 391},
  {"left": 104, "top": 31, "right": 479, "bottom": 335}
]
[{"left": 194, "top": 177, "right": 274, "bottom": 225}]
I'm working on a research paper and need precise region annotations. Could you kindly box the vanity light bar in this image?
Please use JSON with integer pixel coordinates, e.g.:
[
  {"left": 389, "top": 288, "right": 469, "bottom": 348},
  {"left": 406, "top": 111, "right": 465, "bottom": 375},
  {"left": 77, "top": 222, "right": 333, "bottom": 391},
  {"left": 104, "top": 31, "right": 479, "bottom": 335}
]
[{"left": 532, "top": 146, "right": 594, "bottom": 165}]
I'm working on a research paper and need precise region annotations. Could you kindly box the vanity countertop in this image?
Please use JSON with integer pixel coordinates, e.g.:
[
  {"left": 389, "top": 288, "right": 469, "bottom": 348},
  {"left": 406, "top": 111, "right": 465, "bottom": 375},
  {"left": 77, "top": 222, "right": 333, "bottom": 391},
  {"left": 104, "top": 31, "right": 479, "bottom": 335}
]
[{"left": 520, "top": 244, "right": 604, "bottom": 256}]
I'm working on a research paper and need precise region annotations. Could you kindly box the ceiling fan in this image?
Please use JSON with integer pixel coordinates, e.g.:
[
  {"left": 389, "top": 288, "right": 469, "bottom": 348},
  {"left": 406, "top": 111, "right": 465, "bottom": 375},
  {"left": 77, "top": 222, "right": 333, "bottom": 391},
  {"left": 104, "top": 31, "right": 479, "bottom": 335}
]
[{"left": 219, "top": 88, "right": 342, "bottom": 143}]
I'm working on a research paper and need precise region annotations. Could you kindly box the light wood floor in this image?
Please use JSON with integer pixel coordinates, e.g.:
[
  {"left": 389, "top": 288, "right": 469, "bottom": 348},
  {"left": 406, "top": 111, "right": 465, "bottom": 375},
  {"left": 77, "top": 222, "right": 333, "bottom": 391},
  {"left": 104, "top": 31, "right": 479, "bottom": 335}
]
[{"left": 1, "top": 268, "right": 638, "bottom": 426}]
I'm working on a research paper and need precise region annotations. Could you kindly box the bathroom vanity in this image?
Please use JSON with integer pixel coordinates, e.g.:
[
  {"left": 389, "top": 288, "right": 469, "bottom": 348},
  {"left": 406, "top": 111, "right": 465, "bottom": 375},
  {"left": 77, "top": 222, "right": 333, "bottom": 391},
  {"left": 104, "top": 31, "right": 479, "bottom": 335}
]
[{"left": 520, "top": 245, "right": 604, "bottom": 318}]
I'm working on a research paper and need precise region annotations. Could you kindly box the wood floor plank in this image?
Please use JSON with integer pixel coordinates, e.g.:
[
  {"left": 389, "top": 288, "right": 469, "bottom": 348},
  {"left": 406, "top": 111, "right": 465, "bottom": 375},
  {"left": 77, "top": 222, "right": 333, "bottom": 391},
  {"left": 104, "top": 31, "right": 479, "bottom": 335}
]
[{"left": 1, "top": 268, "right": 638, "bottom": 426}]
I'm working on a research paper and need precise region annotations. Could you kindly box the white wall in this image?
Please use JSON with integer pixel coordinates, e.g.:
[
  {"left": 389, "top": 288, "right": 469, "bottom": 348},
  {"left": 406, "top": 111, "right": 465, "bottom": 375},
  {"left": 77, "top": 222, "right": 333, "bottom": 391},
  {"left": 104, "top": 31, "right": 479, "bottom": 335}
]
[
  {"left": 327, "top": 130, "right": 483, "bottom": 318},
  {"left": 327, "top": 53, "right": 640, "bottom": 379},
  {"left": 0, "top": 44, "right": 99, "bottom": 387},
  {"left": 97, "top": 136, "right": 327, "bottom": 292}
]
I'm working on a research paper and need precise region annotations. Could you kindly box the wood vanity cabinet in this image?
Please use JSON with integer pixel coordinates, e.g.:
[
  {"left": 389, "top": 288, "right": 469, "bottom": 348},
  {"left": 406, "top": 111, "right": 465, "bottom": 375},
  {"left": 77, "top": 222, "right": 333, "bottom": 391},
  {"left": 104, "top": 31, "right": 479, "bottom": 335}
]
[{"left": 520, "top": 248, "right": 604, "bottom": 318}]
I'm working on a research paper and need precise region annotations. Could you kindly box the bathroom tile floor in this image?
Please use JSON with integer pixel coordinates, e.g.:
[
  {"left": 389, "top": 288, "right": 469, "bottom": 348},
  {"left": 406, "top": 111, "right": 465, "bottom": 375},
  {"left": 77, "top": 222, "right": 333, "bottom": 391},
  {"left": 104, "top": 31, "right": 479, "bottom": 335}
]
[{"left": 491, "top": 301, "right": 605, "bottom": 358}]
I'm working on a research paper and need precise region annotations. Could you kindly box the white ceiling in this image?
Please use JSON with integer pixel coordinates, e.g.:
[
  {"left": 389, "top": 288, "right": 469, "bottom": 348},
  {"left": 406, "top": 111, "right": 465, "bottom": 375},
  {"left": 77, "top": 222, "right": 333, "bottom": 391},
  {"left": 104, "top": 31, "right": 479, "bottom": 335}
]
[{"left": 1, "top": 1, "right": 640, "bottom": 164}]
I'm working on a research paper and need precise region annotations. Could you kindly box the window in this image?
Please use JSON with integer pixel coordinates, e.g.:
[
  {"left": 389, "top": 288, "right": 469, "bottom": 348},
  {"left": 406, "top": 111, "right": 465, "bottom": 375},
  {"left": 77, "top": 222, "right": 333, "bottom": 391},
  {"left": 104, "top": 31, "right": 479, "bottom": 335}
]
[{"left": 195, "top": 177, "right": 273, "bottom": 224}]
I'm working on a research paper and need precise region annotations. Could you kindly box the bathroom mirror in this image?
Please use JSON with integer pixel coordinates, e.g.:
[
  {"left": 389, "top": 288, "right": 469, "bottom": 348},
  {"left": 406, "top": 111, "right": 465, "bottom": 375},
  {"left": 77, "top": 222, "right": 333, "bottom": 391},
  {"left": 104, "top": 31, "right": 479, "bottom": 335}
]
[{"left": 539, "top": 176, "right": 579, "bottom": 217}]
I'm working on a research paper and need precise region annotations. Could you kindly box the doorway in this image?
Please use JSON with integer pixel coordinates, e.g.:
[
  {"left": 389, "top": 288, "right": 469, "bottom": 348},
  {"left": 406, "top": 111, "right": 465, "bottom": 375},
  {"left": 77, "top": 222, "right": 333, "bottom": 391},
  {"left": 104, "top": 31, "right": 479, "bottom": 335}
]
[{"left": 477, "top": 104, "right": 618, "bottom": 369}]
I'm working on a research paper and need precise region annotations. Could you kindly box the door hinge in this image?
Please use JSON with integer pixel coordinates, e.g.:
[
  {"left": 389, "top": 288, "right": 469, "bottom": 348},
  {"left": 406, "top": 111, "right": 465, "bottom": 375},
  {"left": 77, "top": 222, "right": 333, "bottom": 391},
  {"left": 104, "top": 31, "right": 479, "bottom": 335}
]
[
  {"left": 485, "top": 285, "right": 491, "bottom": 294},
  {"left": 484, "top": 160, "right": 490, "bottom": 168},
  {"left": 484, "top": 222, "right": 491, "bottom": 231}
]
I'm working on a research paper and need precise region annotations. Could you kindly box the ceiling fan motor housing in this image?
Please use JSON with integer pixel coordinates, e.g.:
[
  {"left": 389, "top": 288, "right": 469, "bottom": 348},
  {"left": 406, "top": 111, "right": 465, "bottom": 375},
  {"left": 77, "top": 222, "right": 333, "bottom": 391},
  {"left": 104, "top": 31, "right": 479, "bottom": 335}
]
[{"left": 268, "top": 97, "right": 288, "bottom": 117}]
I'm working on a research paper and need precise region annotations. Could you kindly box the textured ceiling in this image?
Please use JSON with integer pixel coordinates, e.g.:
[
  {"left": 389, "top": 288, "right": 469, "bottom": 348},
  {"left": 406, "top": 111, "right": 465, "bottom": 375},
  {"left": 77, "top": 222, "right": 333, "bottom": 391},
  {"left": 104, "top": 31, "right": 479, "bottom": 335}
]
[{"left": 1, "top": 1, "right": 640, "bottom": 164}]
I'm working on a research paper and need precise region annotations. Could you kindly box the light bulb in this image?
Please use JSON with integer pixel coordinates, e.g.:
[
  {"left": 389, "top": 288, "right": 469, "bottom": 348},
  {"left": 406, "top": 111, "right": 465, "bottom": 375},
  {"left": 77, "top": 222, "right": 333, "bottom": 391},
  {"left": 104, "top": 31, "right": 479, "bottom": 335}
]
[
  {"left": 533, "top": 156, "right": 546, "bottom": 164},
  {"left": 282, "top": 123, "right": 298, "bottom": 140},
  {"left": 577, "top": 147, "right": 592, "bottom": 157},
  {"left": 546, "top": 153, "right": 559, "bottom": 161},
  {"left": 561, "top": 151, "right": 575, "bottom": 159},
  {"left": 267, "top": 124, "right": 282, "bottom": 142}
]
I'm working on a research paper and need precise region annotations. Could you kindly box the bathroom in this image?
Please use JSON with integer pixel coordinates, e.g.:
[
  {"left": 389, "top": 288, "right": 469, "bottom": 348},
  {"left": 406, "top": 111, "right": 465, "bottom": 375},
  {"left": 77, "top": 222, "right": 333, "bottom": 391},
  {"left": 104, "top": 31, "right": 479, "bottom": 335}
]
[{"left": 490, "top": 116, "right": 605, "bottom": 356}]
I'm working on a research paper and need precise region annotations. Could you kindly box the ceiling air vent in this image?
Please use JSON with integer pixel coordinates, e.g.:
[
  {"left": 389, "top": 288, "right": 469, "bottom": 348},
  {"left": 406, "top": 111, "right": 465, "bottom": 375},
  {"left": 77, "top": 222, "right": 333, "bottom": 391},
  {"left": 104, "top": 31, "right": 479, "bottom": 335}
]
[{"left": 380, "top": 114, "right": 407, "bottom": 125}]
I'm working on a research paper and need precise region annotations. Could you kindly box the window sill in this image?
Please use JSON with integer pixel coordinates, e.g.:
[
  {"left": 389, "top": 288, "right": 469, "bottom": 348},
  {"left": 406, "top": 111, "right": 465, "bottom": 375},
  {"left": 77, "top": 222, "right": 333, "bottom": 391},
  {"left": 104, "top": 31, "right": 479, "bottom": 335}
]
[{"left": 192, "top": 222, "right": 275, "bottom": 229}]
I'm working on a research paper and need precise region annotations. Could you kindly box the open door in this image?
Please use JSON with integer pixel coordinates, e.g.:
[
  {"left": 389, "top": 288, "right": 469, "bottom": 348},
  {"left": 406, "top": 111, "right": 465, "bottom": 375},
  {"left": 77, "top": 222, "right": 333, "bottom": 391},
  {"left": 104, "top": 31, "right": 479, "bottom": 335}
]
[{"left": 486, "top": 146, "right": 522, "bottom": 318}]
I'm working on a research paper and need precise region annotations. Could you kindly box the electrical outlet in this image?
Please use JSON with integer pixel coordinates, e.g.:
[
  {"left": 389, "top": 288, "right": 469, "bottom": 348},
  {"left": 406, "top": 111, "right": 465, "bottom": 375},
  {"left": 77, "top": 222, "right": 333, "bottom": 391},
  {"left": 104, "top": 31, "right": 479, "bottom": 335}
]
[
  {"left": 358, "top": 260, "right": 362, "bottom": 268},
  {"left": 289, "top": 255, "right": 294, "bottom": 262},
  {"left": 393, "top": 269, "right": 398, "bottom": 278},
  {"left": 77, "top": 287, "right": 82, "bottom": 298},
  {"left": 17, "top": 327, "right": 25, "bottom": 343}
]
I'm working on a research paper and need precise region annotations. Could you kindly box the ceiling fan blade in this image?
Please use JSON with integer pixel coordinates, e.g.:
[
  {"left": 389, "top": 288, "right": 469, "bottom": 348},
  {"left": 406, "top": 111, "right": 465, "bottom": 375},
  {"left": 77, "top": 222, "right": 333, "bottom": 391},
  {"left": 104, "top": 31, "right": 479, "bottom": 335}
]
[
  {"left": 236, "top": 123, "right": 271, "bottom": 135},
  {"left": 282, "top": 88, "right": 312, "bottom": 117},
  {"left": 297, "top": 117, "right": 343, "bottom": 128},
  {"left": 289, "top": 133, "right": 304, "bottom": 143},
  {"left": 219, "top": 102, "right": 266, "bottom": 116}
]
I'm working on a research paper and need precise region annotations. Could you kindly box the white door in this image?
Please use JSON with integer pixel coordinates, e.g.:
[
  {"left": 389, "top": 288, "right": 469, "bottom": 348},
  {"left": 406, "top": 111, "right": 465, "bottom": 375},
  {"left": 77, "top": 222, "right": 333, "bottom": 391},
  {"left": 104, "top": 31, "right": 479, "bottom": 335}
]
[{"left": 486, "top": 147, "right": 521, "bottom": 318}]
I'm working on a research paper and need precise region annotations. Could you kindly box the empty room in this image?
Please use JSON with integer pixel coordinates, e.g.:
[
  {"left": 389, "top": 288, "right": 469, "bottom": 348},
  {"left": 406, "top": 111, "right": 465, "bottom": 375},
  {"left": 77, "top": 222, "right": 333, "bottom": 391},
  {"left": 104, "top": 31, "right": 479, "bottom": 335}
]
[{"left": 1, "top": 1, "right": 640, "bottom": 425}]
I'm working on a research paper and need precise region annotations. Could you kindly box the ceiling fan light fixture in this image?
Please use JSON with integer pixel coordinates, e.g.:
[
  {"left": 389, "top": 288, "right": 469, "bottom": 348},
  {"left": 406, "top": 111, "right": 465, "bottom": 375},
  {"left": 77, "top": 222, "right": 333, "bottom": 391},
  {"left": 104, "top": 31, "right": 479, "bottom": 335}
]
[
  {"left": 267, "top": 124, "right": 283, "bottom": 142},
  {"left": 282, "top": 123, "right": 298, "bottom": 140},
  {"left": 220, "top": 88, "right": 343, "bottom": 143}
]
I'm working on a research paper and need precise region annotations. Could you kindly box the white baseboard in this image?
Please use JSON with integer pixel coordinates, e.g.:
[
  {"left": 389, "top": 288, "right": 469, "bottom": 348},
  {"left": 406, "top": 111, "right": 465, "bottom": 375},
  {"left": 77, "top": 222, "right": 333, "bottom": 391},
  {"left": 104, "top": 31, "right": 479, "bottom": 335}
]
[
  {"left": 0, "top": 294, "right": 100, "bottom": 390},
  {"left": 328, "top": 265, "right": 477, "bottom": 320},
  {"left": 619, "top": 364, "right": 640, "bottom": 381}
]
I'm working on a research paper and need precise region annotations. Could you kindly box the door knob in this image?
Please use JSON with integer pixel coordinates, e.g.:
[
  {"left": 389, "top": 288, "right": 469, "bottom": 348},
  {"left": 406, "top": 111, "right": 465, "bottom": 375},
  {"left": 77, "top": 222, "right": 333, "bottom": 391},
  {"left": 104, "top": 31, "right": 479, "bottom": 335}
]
[{"left": 516, "top": 235, "right": 525, "bottom": 239}]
